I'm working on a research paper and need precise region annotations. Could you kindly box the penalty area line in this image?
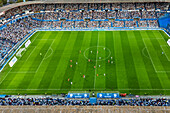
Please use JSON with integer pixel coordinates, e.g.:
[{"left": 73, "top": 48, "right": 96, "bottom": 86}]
[
  {"left": 142, "top": 39, "right": 170, "bottom": 73},
  {"left": 35, "top": 39, "right": 55, "bottom": 73},
  {"left": 160, "top": 45, "right": 170, "bottom": 62}
]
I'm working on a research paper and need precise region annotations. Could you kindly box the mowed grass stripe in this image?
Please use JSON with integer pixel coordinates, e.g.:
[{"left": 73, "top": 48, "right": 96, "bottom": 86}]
[
  {"left": 27, "top": 31, "right": 64, "bottom": 89},
  {"left": 158, "top": 31, "right": 170, "bottom": 85},
  {"left": 133, "top": 31, "right": 154, "bottom": 94},
  {"left": 128, "top": 31, "right": 152, "bottom": 90},
  {"left": 0, "top": 30, "right": 170, "bottom": 95},
  {"left": 44, "top": 32, "right": 70, "bottom": 89},
  {"left": 120, "top": 31, "right": 140, "bottom": 94},
  {"left": 7, "top": 32, "right": 53, "bottom": 89},
  {"left": 159, "top": 30, "right": 170, "bottom": 41},
  {"left": 21, "top": 32, "right": 58, "bottom": 89},
  {"left": 81, "top": 32, "right": 93, "bottom": 89},
  {"left": 16, "top": 32, "right": 56, "bottom": 89},
  {"left": 0, "top": 32, "right": 42, "bottom": 88},
  {"left": 145, "top": 31, "right": 165, "bottom": 72},
  {"left": 113, "top": 31, "right": 129, "bottom": 91},
  {"left": 38, "top": 31, "right": 74, "bottom": 90},
  {"left": 83, "top": 31, "right": 98, "bottom": 89},
  {"left": 0, "top": 32, "right": 47, "bottom": 89},
  {"left": 70, "top": 32, "right": 87, "bottom": 90},
  {"left": 60, "top": 31, "right": 84, "bottom": 89},
  {"left": 71, "top": 31, "right": 92, "bottom": 90},
  {"left": 105, "top": 31, "right": 117, "bottom": 90},
  {"left": 154, "top": 31, "right": 170, "bottom": 71},
  {"left": 95, "top": 31, "right": 106, "bottom": 89},
  {"left": 148, "top": 31, "right": 170, "bottom": 94},
  {"left": 141, "top": 31, "right": 164, "bottom": 94}
]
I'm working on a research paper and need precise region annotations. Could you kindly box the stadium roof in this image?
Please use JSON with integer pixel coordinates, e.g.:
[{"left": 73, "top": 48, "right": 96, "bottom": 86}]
[{"left": 0, "top": 0, "right": 169, "bottom": 13}]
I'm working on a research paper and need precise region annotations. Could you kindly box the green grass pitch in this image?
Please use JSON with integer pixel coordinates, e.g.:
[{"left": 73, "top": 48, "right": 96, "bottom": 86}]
[{"left": 0, "top": 30, "right": 170, "bottom": 95}]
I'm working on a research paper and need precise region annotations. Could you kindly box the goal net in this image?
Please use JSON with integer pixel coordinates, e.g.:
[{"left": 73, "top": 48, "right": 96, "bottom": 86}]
[{"left": 16, "top": 48, "right": 26, "bottom": 57}]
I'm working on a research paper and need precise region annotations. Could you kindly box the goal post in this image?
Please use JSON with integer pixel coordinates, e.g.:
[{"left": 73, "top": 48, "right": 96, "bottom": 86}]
[{"left": 16, "top": 48, "right": 26, "bottom": 57}]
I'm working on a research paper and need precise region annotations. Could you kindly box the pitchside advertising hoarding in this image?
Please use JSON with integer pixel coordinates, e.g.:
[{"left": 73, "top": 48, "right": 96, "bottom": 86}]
[
  {"left": 9, "top": 56, "right": 17, "bottom": 67},
  {"left": 67, "top": 93, "right": 119, "bottom": 98},
  {"left": 97, "top": 93, "right": 119, "bottom": 98},
  {"left": 67, "top": 93, "right": 90, "bottom": 98}
]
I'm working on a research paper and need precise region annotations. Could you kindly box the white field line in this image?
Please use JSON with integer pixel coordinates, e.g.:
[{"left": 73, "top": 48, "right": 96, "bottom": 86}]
[
  {"left": 0, "top": 67, "right": 13, "bottom": 85},
  {"left": 94, "top": 31, "right": 99, "bottom": 89},
  {"left": 25, "top": 46, "right": 36, "bottom": 62},
  {"left": 9, "top": 71, "right": 35, "bottom": 74},
  {"left": 159, "top": 31, "right": 168, "bottom": 43},
  {"left": 44, "top": 47, "right": 53, "bottom": 60},
  {"left": 0, "top": 33, "right": 41, "bottom": 85},
  {"left": 83, "top": 46, "right": 111, "bottom": 61},
  {"left": 160, "top": 45, "right": 170, "bottom": 61},
  {"left": 0, "top": 88, "right": 169, "bottom": 90},
  {"left": 35, "top": 40, "right": 55, "bottom": 73},
  {"left": 28, "top": 32, "right": 40, "bottom": 46},
  {"left": 143, "top": 38, "right": 170, "bottom": 73},
  {"left": 10, "top": 35, "right": 54, "bottom": 73},
  {"left": 142, "top": 47, "right": 150, "bottom": 59},
  {"left": 142, "top": 38, "right": 158, "bottom": 73},
  {"left": 158, "top": 31, "right": 170, "bottom": 61}
]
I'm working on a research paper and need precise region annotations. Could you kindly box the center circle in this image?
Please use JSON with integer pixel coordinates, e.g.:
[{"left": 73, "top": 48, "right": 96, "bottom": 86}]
[{"left": 84, "top": 46, "right": 111, "bottom": 61}]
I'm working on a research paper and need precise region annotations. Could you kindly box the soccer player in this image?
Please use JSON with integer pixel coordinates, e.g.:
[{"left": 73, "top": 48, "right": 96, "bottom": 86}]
[
  {"left": 83, "top": 75, "right": 85, "bottom": 78},
  {"left": 71, "top": 82, "right": 72, "bottom": 85},
  {"left": 104, "top": 73, "right": 105, "bottom": 76},
  {"left": 91, "top": 51, "right": 92, "bottom": 54},
  {"left": 76, "top": 62, "right": 78, "bottom": 64},
  {"left": 162, "top": 52, "right": 164, "bottom": 54}
]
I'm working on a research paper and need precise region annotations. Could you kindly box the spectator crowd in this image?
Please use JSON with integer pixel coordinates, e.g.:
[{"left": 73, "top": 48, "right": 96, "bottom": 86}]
[
  {"left": 0, "top": 2, "right": 169, "bottom": 63},
  {"left": 0, "top": 97, "right": 169, "bottom": 106}
]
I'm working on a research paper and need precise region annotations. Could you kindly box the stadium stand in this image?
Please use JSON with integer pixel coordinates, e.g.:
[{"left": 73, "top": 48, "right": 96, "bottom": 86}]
[
  {"left": 1, "top": 2, "right": 169, "bottom": 63},
  {"left": 0, "top": 3, "right": 169, "bottom": 60},
  {"left": 0, "top": 2, "right": 170, "bottom": 111},
  {"left": 0, "top": 97, "right": 169, "bottom": 106}
]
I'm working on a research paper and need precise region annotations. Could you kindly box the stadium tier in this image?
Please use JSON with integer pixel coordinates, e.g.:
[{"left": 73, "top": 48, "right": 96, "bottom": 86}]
[
  {"left": 0, "top": 1, "right": 170, "bottom": 109},
  {"left": 0, "top": 3, "right": 169, "bottom": 62}
]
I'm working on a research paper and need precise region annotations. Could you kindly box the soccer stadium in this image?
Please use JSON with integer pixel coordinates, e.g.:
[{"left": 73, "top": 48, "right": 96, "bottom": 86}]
[{"left": 0, "top": 0, "right": 170, "bottom": 112}]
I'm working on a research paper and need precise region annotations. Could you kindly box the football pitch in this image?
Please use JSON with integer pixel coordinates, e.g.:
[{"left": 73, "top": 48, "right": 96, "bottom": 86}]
[{"left": 0, "top": 30, "right": 170, "bottom": 95}]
